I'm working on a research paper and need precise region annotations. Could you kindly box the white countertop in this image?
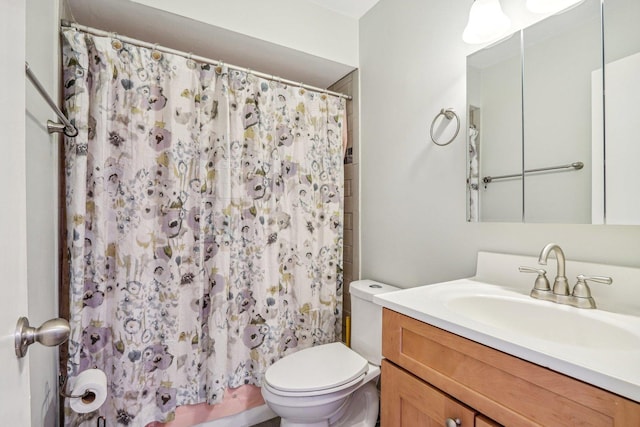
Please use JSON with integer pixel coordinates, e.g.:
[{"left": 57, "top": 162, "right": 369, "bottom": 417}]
[{"left": 373, "top": 251, "right": 640, "bottom": 403}]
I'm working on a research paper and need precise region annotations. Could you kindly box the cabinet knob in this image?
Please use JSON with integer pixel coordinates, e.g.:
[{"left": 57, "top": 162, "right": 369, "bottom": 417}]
[{"left": 445, "top": 418, "right": 461, "bottom": 427}]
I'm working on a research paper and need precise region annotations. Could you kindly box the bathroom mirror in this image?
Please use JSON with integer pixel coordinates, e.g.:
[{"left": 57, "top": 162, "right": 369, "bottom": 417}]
[
  {"left": 599, "top": 0, "right": 640, "bottom": 224},
  {"left": 466, "top": 0, "right": 603, "bottom": 223},
  {"left": 522, "top": 0, "right": 601, "bottom": 223},
  {"left": 467, "top": 33, "right": 523, "bottom": 222}
]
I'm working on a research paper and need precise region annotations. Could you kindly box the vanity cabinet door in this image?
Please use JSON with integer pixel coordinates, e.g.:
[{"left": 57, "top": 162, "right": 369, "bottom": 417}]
[{"left": 381, "top": 360, "right": 476, "bottom": 427}]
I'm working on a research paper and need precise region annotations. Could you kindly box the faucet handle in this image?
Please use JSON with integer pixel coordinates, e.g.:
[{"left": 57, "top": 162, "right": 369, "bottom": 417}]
[
  {"left": 519, "top": 266, "right": 550, "bottom": 291},
  {"left": 572, "top": 274, "right": 613, "bottom": 298}
]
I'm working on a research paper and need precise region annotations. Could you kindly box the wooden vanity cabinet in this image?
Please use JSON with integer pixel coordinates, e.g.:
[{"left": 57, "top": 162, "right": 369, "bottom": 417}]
[{"left": 381, "top": 309, "right": 640, "bottom": 427}]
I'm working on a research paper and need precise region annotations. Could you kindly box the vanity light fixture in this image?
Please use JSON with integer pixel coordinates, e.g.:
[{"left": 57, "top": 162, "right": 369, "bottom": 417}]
[
  {"left": 463, "top": 0, "right": 511, "bottom": 44},
  {"left": 526, "top": 0, "right": 586, "bottom": 14}
]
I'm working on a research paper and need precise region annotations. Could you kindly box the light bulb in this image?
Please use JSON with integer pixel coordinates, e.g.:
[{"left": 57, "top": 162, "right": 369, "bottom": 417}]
[{"left": 463, "top": 0, "right": 512, "bottom": 45}]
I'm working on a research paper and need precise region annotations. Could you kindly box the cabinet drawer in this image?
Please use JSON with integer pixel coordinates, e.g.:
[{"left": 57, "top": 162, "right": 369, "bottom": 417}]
[
  {"left": 382, "top": 309, "right": 640, "bottom": 426},
  {"left": 476, "top": 415, "right": 501, "bottom": 427},
  {"left": 381, "top": 360, "right": 476, "bottom": 427}
]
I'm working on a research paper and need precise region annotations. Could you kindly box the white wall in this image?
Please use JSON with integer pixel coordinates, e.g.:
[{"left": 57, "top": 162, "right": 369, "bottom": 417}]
[
  {"left": 359, "top": 0, "right": 640, "bottom": 288},
  {"left": 68, "top": 0, "right": 355, "bottom": 89},
  {"left": 26, "top": 1, "right": 61, "bottom": 426},
  {"left": 0, "top": 1, "right": 30, "bottom": 425},
  {"left": 131, "top": 0, "right": 358, "bottom": 67}
]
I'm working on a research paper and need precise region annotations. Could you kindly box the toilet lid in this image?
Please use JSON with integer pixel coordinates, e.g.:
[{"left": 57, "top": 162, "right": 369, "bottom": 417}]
[{"left": 265, "top": 342, "right": 368, "bottom": 393}]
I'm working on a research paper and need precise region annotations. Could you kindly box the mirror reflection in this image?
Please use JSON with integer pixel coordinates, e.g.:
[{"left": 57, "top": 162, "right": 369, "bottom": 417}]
[
  {"left": 467, "top": 33, "right": 522, "bottom": 222},
  {"left": 523, "top": 0, "right": 600, "bottom": 223},
  {"left": 600, "top": 0, "right": 640, "bottom": 224},
  {"left": 467, "top": 0, "right": 605, "bottom": 223}
]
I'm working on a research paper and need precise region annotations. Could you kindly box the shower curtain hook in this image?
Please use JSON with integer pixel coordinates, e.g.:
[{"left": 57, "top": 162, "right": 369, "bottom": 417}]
[
  {"left": 186, "top": 52, "right": 196, "bottom": 69},
  {"left": 215, "top": 61, "right": 224, "bottom": 75},
  {"left": 151, "top": 43, "right": 162, "bottom": 60},
  {"left": 110, "top": 32, "right": 122, "bottom": 50}
]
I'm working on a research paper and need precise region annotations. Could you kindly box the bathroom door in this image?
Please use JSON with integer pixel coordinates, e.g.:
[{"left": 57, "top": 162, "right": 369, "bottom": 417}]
[{"left": 0, "top": 1, "right": 35, "bottom": 424}]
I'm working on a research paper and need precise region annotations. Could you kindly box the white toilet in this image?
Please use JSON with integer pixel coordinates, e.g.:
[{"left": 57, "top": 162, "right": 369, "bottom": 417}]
[{"left": 261, "top": 280, "right": 399, "bottom": 427}]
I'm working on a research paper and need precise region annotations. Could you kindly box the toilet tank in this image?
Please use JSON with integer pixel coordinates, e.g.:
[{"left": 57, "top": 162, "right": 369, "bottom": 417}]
[{"left": 349, "top": 280, "right": 400, "bottom": 366}]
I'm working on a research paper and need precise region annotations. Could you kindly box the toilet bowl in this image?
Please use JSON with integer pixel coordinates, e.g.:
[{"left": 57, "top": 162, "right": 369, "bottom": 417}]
[{"left": 261, "top": 280, "right": 399, "bottom": 427}]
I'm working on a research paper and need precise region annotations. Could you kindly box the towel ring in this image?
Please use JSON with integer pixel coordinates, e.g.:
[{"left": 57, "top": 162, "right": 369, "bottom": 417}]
[{"left": 430, "top": 108, "right": 460, "bottom": 146}]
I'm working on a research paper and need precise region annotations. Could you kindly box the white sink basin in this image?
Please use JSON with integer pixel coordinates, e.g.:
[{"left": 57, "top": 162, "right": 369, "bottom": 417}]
[
  {"left": 446, "top": 292, "right": 640, "bottom": 350},
  {"left": 374, "top": 278, "right": 640, "bottom": 403}
]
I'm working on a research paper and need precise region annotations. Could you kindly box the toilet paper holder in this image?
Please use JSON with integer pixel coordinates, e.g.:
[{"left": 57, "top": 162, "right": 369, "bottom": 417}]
[{"left": 59, "top": 373, "right": 94, "bottom": 401}]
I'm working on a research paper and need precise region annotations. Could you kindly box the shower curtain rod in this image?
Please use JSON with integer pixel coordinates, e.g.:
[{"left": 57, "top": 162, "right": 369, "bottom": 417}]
[
  {"left": 61, "top": 20, "right": 353, "bottom": 101},
  {"left": 25, "top": 62, "right": 79, "bottom": 137}
]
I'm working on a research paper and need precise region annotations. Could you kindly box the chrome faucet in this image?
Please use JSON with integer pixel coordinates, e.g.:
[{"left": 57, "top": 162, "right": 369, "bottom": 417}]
[
  {"left": 519, "top": 243, "right": 613, "bottom": 309},
  {"left": 538, "top": 243, "right": 569, "bottom": 296}
]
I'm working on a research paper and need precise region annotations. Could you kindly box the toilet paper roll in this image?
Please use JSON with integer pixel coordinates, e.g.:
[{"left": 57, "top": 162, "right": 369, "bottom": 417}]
[{"left": 69, "top": 369, "right": 108, "bottom": 414}]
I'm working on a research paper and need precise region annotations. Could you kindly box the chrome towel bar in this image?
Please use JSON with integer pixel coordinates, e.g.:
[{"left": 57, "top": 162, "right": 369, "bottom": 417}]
[
  {"left": 25, "top": 62, "right": 78, "bottom": 137},
  {"left": 483, "top": 161, "right": 584, "bottom": 184}
]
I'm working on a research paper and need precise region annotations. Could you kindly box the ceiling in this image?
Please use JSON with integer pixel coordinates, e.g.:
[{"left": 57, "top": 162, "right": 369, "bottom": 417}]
[
  {"left": 66, "top": 0, "right": 370, "bottom": 89},
  {"left": 304, "top": 0, "right": 381, "bottom": 18}
]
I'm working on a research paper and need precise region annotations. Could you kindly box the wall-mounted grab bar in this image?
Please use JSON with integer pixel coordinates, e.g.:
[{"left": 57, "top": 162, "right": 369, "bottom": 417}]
[
  {"left": 482, "top": 161, "right": 584, "bottom": 184},
  {"left": 25, "top": 62, "right": 78, "bottom": 137}
]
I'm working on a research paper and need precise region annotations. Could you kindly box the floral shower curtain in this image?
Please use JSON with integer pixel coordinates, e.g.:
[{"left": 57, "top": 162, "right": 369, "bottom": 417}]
[
  {"left": 468, "top": 126, "right": 479, "bottom": 221},
  {"left": 62, "top": 28, "right": 345, "bottom": 426}
]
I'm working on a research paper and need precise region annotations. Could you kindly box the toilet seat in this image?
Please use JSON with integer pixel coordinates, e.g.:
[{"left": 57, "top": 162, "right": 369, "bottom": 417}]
[
  {"left": 265, "top": 342, "right": 368, "bottom": 395},
  {"left": 264, "top": 368, "right": 368, "bottom": 398}
]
